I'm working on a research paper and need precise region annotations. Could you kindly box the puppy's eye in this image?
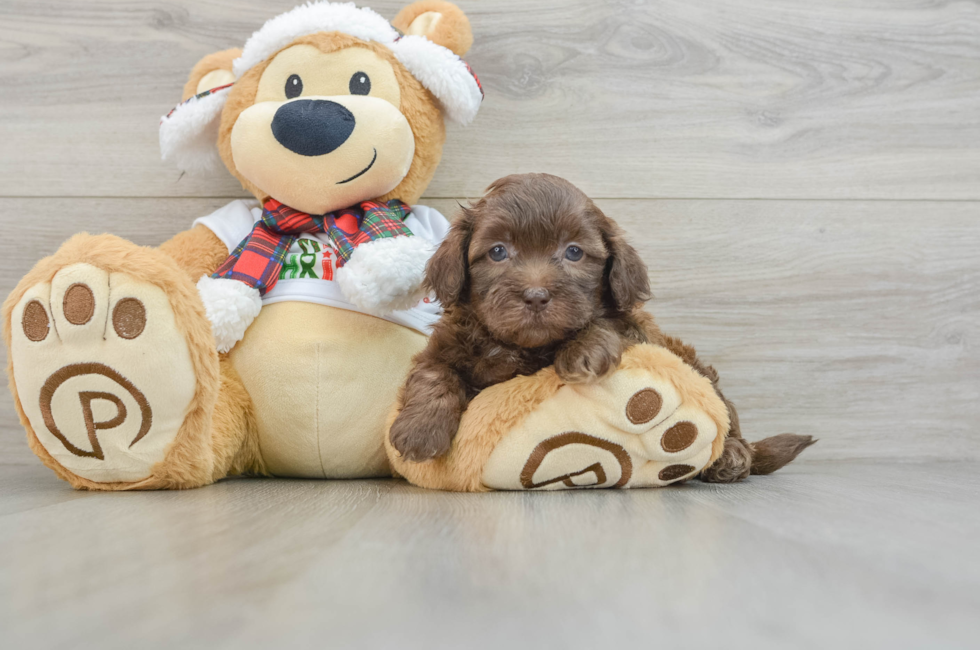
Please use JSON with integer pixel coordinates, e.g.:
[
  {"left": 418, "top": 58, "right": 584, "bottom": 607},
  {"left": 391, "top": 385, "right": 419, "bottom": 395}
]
[
  {"left": 349, "top": 72, "right": 371, "bottom": 95},
  {"left": 489, "top": 245, "right": 508, "bottom": 262},
  {"left": 564, "top": 245, "right": 584, "bottom": 261},
  {"left": 285, "top": 74, "right": 303, "bottom": 99}
]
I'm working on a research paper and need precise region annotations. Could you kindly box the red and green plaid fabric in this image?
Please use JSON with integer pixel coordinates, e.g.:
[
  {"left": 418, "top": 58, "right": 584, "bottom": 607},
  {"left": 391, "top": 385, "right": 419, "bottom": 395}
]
[{"left": 213, "top": 198, "right": 413, "bottom": 295}]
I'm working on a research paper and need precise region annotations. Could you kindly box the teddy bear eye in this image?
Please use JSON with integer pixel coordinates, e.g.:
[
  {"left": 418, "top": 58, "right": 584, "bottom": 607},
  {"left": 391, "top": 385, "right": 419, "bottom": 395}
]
[
  {"left": 564, "top": 245, "right": 584, "bottom": 261},
  {"left": 285, "top": 74, "right": 303, "bottom": 99},
  {"left": 489, "top": 245, "right": 508, "bottom": 262},
  {"left": 349, "top": 72, "right": 371, "bottom": 95}
]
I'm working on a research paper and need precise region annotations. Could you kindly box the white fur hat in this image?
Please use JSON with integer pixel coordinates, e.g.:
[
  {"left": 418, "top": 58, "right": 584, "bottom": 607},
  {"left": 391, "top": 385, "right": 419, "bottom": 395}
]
[{"left": 161, "top": 1, "right": 483, "bottom": 173}]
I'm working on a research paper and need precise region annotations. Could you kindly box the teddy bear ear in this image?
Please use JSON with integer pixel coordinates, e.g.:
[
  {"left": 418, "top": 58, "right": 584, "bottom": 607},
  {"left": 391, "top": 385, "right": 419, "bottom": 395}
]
[
  {"left": 392, "top": 1, "right": 473, "bottom": 56},
  {"left": 181, "top": 48, "right": 241, "bottom": 101},
  {"left": 160, "top": 48, "right": 241, "bottom": 174}
]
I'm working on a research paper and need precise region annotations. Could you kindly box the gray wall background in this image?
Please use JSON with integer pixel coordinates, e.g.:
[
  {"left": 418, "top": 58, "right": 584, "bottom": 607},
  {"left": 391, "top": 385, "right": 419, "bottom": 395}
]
[{"left": 1, "top": 0, "right": 977, "bottom": 465}]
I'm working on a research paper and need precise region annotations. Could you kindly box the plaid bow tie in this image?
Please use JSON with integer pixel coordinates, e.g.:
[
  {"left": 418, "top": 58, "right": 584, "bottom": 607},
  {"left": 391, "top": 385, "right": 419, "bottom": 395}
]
[{"left": 213, "top": 198, "right": 413, "bottom": 295}]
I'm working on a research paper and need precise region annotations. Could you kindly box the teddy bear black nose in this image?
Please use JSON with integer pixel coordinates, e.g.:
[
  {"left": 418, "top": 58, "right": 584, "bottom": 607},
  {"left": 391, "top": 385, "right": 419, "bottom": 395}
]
[{"left": 271, "top": 99, "right": 356, "bottom": 157}]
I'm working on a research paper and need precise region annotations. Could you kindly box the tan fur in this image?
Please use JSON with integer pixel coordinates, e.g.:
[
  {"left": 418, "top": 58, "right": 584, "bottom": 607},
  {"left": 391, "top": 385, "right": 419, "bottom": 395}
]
[
  {"left": 211, "top": 358, "right": 267, "bottom": 480},
  {"left": 217, "top": 33, "right": 445, "bottom": 207},
  {"left": 159, "top": 225, "right": 232, "bottom": 284},
  {"left": 182, "top": 48, "right": 241, "bottom": 101},
  {"left": 392, "top": 0, "right": 474, "bottom": 56}
]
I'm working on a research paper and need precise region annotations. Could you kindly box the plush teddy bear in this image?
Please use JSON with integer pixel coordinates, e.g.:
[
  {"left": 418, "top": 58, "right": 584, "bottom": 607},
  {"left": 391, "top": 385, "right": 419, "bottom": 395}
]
[
  {"left": 3, "top": 1, "right": 808, "bottom": 491},
  {"left": 4, "top": 0, "right": 483, "bottom": 489}
]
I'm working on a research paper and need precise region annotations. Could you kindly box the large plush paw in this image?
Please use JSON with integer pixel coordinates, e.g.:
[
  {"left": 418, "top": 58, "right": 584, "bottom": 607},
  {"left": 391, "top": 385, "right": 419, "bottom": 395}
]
[
  {"left": 481, "top": 345, "right": 729, "bottom": 490},
  {"left": 8, "top": 252, "right": 209, "bottom": 486}
]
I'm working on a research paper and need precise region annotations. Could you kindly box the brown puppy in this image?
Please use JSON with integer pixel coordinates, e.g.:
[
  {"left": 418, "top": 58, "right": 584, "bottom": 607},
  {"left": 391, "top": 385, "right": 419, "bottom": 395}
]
[{"left": 389, "top": 173, "right": 814, "bottom": 478}]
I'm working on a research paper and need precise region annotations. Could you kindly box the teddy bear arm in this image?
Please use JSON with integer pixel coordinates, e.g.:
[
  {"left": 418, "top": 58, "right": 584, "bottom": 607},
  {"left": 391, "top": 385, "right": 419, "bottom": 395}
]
[
  {"left": 158, "top": 224, "right": 230, "bottom": 284},
  {"left": 158, "top": 225, "right": 262, "bottom": 354}
]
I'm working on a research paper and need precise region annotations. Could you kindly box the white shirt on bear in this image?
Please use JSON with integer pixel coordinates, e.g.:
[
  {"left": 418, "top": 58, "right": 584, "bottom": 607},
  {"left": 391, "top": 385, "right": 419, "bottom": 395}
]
[{"left": 194, "top": 199, "right": 449, "bottom": 336}]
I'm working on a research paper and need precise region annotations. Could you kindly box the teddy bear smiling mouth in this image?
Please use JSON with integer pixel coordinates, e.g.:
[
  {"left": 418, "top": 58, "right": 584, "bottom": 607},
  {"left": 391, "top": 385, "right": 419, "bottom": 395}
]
[{"left": 337, "top": 147, "right": 378, "bottom": 184}]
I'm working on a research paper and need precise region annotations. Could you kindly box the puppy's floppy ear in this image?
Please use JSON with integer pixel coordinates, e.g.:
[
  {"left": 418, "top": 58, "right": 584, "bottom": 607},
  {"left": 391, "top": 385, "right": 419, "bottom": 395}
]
[
  {"left": 599, "top": 210, "right": 651, "bottom": 312},
  {"left": 425, "top": 206, "right": 474, "bottom": 306},
  {"left": 392, "top": 1, "right": 474, "bottom": 56},
  {"left": 182, "top": 48, "right": 241, "bottom": 101}
]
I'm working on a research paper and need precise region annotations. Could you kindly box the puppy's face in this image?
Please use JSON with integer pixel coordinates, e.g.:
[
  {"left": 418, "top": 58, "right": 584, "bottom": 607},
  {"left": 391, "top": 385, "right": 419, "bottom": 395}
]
[
  {"left": 428, "top": 174, "right": 650, "bottom": 348},
  {"left": 465, "top": 191, "right": 607, "bottom": 348}
]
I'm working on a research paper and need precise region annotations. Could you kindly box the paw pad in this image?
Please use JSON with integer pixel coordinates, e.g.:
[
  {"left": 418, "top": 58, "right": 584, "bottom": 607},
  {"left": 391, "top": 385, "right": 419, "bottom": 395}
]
[
  {"left": 658, "top": 464, "right": 696, "bottom": 482},
  {"left": 22, "top": 300, "right": 49, "bottom": 341},
  {"left": 626, "top": 388, "right": 662, "bottom": 424},
  {"left": 112, "top": 298, "right": 146, "bottom": 339},
  {"left": 63, "top": 283, "right": 95, "bottom": 325},
  {"left": 661, "top": 421, "right": 698, "bottom": 453}
]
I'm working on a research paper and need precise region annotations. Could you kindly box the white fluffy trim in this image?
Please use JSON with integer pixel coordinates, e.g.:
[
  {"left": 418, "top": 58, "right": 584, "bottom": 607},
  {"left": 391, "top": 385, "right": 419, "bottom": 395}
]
[
  {"left": 391, "top": 35, "right": 483, "bottom": 125},
  {"left": 196, "top": 276, "right": 263, "bottom": 354},
  {"left": 232, "top": 1, "right": 481, "bottom": 125},
  {"left": 159, "top": 86, "right": 231, "bottom": 174},
  {"left": 233, "top": 2, "right": 396, "bottom": 77},
  {"left": 335, "top": 236, "right": 435, "bottom": 315}
]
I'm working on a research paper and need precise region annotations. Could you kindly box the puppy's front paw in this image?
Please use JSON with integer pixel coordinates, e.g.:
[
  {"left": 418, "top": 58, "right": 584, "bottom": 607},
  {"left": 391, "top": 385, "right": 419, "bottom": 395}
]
[
  {"left": 389, "top": 407, "right": 458, "bottom": 462},
  {"left": 555, "top": 331, "right": 623, "bottom": 384}
]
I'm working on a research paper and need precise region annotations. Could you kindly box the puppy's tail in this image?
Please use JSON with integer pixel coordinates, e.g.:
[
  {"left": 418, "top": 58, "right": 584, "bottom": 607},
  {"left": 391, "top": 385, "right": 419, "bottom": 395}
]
[{"left": 749, "top": 433, "right": 817, "bottom": 475}]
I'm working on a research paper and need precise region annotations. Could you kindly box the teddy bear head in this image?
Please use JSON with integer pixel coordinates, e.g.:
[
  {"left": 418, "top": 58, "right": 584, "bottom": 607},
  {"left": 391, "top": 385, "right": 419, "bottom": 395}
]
[{"left": 161, "top": 1, "right": 481, "bottom": 215}]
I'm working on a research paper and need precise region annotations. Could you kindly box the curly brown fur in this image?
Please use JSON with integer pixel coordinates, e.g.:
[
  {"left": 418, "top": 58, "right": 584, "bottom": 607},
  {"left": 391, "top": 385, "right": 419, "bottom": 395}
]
[
  {"left": 749, "top": 433, "right": 817, "bottom": 475},
  {"left": 391, "top": 173, "right": 814, "bottom": 475},
  {"left": 390, "top": 173, "right": 651, "bottom": 461}
]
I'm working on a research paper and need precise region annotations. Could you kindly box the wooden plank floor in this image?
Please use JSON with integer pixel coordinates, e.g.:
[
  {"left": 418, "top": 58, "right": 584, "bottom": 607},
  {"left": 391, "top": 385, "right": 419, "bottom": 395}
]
[{"left": 1, "top": 460, "right": 978, "bottom": 649}]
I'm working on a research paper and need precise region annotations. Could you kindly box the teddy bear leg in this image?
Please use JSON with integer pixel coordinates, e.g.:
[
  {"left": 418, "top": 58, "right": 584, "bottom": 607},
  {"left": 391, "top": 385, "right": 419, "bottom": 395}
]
[
  {"left": 388, "top": 344, "right": 733, "bottom": 491},
  {"left": 3, "top": 233, "right": 235, "bottom": 490},
  {"left": 478, "top": 345, "right": 733, "bottom": 490},
  {"left": 208, "top": 358, "right": 266, "bottom": 481}
]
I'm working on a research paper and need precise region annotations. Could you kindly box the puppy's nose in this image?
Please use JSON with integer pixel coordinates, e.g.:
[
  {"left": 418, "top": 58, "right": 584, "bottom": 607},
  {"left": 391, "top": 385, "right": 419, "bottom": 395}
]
[
  {"left": 523, "top": 287, "right": 551, "bottom": 311},
  {"left": 271, "top": 99, "right": 355, "bottom": 157}
]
